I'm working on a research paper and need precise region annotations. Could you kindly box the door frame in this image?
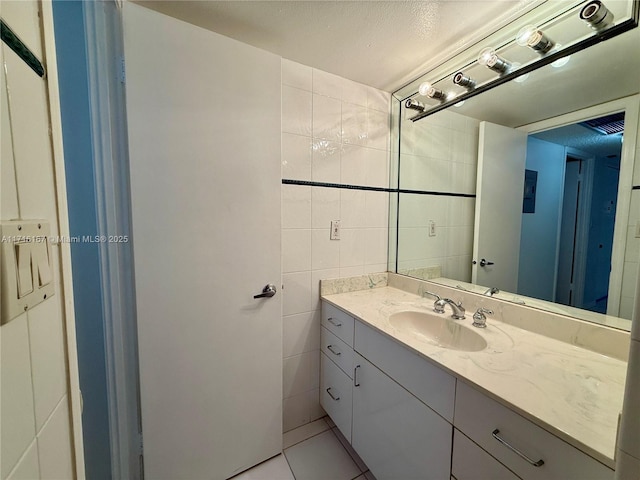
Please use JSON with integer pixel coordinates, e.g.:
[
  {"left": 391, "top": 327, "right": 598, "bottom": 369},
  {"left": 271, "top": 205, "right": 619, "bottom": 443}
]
[
  {"left": 82, "top": 2, "right": 143, "bottom": 478},
  {"left": 52, "top": 1, "right": 141, "bottom": 478},
  {"left": 555, "top": 149, "right": 595, "bottom": 307},
  {"left": 519, "top": 95, "right": 640, "bottom": 317},
  {"left": 41, "top": 2, "right": 86, "bottom": 477}
]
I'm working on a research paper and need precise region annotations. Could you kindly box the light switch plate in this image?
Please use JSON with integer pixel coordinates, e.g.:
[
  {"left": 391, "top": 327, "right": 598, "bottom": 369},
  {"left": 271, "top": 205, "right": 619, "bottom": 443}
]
[
  {"left": 429, "top": 220, "right": 436, "bottom": 237},
  {"left": 330, "top": 220, "right": 341, "bottom": 240},
  {"left": 1, "top": 220, "right": 55, "bottom": 324},
  {"left": 635, "top": 220, "right": 640, "bottom": 238}
]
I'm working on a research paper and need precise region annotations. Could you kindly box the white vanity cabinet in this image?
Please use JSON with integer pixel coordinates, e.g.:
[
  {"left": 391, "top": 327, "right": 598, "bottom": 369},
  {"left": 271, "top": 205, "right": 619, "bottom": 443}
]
[
  {"left": 319, "top": 300, "right": 614, "bottom": 480},
  {"left": 352, "top": 352, "right": 452, "bottom": 480},
  {"left": 452, "top": 429, "right": 521, "bottom": 480},
  {"left": 320, "top": 302, "right": 356, "bottom": 442},
  {"left": 320, "top": 351, "right": 353, "bottom": 442},
  {"left": 454, "top": 381, "right": 614, "bottom": 480}
]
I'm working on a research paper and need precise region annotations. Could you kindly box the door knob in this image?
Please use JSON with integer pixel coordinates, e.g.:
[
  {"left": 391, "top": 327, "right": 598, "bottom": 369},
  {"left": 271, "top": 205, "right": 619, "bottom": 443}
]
[
  {"left": 254, "top": 284, "right": 277, "bottom": 299},
  {"left": 479, "top": 258, "right": 494, "bottom": 267}
]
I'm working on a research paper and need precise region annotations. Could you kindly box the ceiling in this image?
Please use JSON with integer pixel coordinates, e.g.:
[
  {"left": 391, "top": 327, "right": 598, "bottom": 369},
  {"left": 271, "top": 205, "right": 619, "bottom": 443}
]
[
  {"left": 532, "top": 121, "right": 624, "bottom": 159},
  {"left": 134, "top": 0, "right": 537, "bottom": 92}
]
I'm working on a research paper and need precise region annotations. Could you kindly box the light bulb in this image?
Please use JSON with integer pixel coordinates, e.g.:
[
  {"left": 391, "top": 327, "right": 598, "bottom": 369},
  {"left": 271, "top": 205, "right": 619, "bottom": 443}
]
[
  {"left": 516, "top": 25, "right": 554, "bottom": 53},
  {"left": 478, "top": 47, "right": 511, "bottom": 74},
  {"left": 419, "top": 82, "right": 446, "bottom": 101},
  {"left": 478, "top": 48, "right": 495, "bottom": 66},
  {"left": 419, "top": 82, "right": 432, "bottom": 96},
  {"left": 516, "top": 25, "right": 537, "bottom": 46}
]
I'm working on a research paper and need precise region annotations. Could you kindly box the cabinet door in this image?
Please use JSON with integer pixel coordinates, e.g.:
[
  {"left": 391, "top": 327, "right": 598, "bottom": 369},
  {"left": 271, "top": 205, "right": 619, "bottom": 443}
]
[
  {"left": 352, "top": 353, "right": 452, "bottom": 480},
  {"left": 452, "top": 429, "right": 520, "bottom": 480},
  {"left": 320, "top": 352, "right": 353, "bottom": 442}
]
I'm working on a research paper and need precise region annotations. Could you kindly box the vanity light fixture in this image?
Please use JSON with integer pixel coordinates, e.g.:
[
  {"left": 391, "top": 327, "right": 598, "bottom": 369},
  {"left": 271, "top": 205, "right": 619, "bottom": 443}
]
[
  {"left": 580, "top": 1, "right": 614, "bottom": 30},
  {"left": 405, "top": 98, "right": 427, "bottom": 112},
  {"left": 478, "top": 48, "right": 511, "bottom": 74},
  {"left": 452, "top": 71, "right": 476, "bottom": 90},
  {"left": 515, "top": 25, "right": 555, "bottom": 53},
  {"left": 419, "top": 82, "right": 447, "bottom": 102}
]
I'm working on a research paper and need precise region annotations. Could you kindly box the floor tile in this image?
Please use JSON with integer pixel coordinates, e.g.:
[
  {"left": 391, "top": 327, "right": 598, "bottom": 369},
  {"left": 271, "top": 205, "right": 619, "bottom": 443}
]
[
  {"left": 283, "top": 418, "right": 331, "bottom": 449},
  {"left": 332, "top": 426, "right": 369, "bottom": 472},
  {"left": 284, "top": 430, "right": 361, "bottom": 480},
  {"left": 232, "top": 454, "right": 295, "bottom": 480}
]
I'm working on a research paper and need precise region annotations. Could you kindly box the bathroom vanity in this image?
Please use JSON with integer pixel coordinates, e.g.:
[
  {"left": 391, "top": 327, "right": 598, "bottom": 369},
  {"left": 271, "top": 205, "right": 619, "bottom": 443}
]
[{"left": 319, "top": 275, "right": 627, "bottom": 480}]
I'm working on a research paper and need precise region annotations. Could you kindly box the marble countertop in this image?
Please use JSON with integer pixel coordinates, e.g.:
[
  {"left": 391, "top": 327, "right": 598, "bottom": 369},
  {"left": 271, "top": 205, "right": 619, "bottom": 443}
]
[{"left": 322, "top": 286, "right": 627, "bottom": 469}]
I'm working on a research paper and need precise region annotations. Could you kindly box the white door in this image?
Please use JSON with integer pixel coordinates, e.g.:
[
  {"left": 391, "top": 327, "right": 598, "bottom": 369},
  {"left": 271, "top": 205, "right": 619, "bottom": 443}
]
[
  {"left": 556, "top": 158, "right": 581, "bottom": 305},
  {"left": 123, "top": 4, "right": 282, "bottom": 479},
  {"left": 472, "top": 122, "right": 528, "bottom": 291}
]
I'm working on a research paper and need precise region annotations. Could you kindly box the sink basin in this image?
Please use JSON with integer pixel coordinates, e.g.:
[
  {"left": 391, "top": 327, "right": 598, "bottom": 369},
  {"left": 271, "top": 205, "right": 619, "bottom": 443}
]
[{"left": 389, "top": 311, "right": 487, "bottom": 352}]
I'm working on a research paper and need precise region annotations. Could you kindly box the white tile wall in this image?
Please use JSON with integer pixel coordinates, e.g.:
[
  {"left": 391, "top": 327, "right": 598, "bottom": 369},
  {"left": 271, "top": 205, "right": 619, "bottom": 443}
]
[
  {"left": 396, "top": 107, "right": 478, "bottom": 280},
  {"left": 281, "top": 59, "right": 391, "bottom": 431},
  {"left": 620, "top": 189, "right": 640, "bottom": 318},
  {"left": 619, "top": 338, "right": 640, "bottom": 457},
  {"left": 1, "top": 314, "right": 37, "bottom": 480},
  {"left": 618, "top": 108, "right": 640, "bottom": 468},
  {"left": 6, "top": 441, "right": 40, "bottom": 480},
  {"left": 0, "top": 3, "right": 75, "bottom": 478},
  {"left": 35, "top": 398, "right": 74, "bottom": 480}
]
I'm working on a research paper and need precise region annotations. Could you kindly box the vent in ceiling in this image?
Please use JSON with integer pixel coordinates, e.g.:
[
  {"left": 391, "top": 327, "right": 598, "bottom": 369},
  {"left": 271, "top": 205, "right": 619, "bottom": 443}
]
[{"left": 580, "top": 112, "right": 625, "bottom": 135}]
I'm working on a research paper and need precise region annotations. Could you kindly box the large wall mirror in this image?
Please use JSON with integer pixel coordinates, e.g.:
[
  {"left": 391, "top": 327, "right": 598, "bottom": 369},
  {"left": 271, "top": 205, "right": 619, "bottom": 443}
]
[{"left": 390, "top": 0, "right": 640, "bottom": 331}]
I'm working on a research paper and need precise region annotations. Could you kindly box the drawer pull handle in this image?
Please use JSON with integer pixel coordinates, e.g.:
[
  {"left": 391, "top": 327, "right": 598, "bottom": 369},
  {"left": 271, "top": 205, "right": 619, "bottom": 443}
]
[
  {"left": 354, "top": 365, "right": 361, "bottom": 387},
  {"left": 492, "top": 429, "right": 544, "bottom": 467},
  {"left": 327, "top": 317, "right": 342, "bottom": 327},
  {"left": 327, "top": 345, "right": 341, "bottom": 356},
  {"left": 326, "top": 387, "right": 340, "bottom": 401}
]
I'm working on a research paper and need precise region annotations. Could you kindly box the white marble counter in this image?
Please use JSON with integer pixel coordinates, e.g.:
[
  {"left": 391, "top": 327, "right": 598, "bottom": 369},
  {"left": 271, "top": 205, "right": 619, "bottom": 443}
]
[{"left": 322, "top": 286, "right": 627, "bottom": 469}]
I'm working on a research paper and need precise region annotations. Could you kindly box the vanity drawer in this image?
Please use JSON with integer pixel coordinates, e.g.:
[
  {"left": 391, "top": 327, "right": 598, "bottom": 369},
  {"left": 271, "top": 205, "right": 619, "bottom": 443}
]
[
  {"left": 354, "top": 320, "right": 456, "bottom": 422},
  {"left": 320, "top": 351, "right": 352, "bottom": 442},
  {"left": 452, "top": 429, "right": 520, "bottom": 480},
  {"left": 321, "top": 326, "right": 354, "bottom": 378},
  {"left": 322, "top": 302, "right": 354, "bottom": 347},
  {"left": 454, "top": 382, "right": 614, "bottom": 480}
]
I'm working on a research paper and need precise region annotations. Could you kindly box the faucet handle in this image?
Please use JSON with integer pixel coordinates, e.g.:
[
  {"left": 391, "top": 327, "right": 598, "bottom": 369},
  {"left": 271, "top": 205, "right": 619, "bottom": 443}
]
[
  {"left": 472, "top": 308, "right": 493, "bottom": 328},
  {"left": 433, "top": 297, "right": 446, "bottom": 314},
  {"left": 422, "top": 290, "right": 441, "bottom": 301}
]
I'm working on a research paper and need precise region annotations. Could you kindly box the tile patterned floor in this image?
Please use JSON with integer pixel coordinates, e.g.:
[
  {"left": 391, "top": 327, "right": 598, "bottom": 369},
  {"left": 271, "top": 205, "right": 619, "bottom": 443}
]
[{"left": 233, "top": 417, "right": 375, "bottom": 480}]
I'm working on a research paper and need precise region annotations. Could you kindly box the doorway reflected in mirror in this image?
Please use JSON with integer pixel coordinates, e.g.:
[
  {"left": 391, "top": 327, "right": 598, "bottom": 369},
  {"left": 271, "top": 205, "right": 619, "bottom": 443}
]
[{"left": 518, "top": 114, "right": 624, "bottom": 314}]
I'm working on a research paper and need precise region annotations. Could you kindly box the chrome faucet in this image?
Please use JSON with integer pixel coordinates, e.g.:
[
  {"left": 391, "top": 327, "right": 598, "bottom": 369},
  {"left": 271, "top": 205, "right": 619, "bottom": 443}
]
[
  {"left": 434, "top": 298, "right": 465, "bottom": 319},
  {"left": 483, "top": 287, "right": 499, "bottom": 296},
  {"left": 472, "top": 308, "right": 493, "bottom": 328},
  {"left": 422, "top": 290, "right": 441, "bottom": 301}
]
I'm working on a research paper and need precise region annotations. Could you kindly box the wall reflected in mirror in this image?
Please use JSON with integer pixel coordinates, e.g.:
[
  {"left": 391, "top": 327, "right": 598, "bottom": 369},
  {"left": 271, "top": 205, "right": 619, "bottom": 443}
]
[{"left": 392, "top": 25, "right": 640, "bottom": 330}]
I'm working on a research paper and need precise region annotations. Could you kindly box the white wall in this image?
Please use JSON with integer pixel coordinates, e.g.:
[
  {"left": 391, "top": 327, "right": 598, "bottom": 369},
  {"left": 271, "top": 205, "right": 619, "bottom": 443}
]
[
  {"left": 281, "top": 59, "right": 390, "bottom": 431},
  {"left": 397, "top": 108, "right": 478, "bottom": 280},
  {"left": 619, "top": 119, "right": 640, "bottom": 318},
  {"left": 617, "top": 107, "right": 640, "bottom": 474},
  {"left": 0, "top": 2, "right": 76, "bottom": 478},
  {"left": 518, "top": 137, "right": 565, "bottom": 301}
]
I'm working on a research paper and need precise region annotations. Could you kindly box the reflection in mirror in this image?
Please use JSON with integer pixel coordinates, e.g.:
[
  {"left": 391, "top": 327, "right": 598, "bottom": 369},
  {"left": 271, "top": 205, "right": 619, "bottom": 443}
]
[{"left": 392, "top": 25, "right": 640, "bottom": 330}]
